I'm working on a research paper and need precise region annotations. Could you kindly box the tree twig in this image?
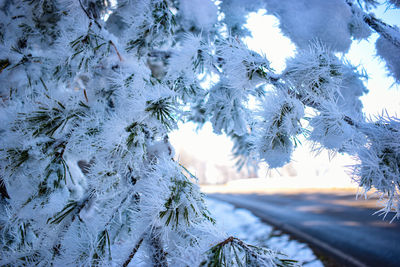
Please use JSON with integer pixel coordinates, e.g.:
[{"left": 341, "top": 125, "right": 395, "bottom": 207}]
[
  {"left": 78, "top": 0, "right": 102, "bottom": 29},
  {"left": 363, "top": 14, "right": 400, "bottom": 47},
  {"left": 110, "top": 40, "right": 123, "bottom": 62},
  {"left": 150, "top": 228, "right": 168, "bottom": 267},
  {"left": 346, "top": 0, "right": 400, "bottom": 47},
  {"left": 78, "top": 0, "right": 91, "bottom": 21},
  {"left": 122, "top": 237, "right": 144, "bottom": 267}
]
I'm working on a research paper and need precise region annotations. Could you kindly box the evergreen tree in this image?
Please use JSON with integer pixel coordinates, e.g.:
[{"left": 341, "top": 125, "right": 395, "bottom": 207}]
[{"left": 0, "top": 0, "right": 399, "bottom": 266}]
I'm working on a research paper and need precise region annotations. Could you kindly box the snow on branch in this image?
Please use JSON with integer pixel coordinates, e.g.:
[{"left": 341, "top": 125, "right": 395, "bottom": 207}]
[{"left": 1, "top": 1, "right": 400, "bottom": 266}]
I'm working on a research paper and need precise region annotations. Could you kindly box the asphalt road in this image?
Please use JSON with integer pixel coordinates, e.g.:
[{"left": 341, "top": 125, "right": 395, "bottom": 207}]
[{"left": 209, "top": 192, "right": 400, "bottom": 267}]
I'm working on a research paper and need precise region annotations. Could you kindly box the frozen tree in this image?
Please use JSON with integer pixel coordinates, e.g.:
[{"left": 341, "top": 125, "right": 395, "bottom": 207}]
[{"left": 0, "top": 0, "right": 399, "bottom": 266}]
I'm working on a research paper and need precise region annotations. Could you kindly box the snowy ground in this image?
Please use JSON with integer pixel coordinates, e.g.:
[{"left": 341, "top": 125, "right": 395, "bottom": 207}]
[{"left": 206, "top": 197, "right": 324, "bottom": 267}]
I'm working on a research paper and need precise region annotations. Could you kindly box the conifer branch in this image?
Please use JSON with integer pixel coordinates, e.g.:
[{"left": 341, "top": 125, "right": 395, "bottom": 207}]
[
  {"left": 2, "top": 1, "right": 400, "bottom": 265},
  {"left": 363, "top": 14, "right": 400, "bottom": 47},
  {"left": 346, "top": 0, "right": 400, "bottom": 48},
  {"left": 150, "top": 229, "right": 168, "bottom": 267},
  {"left": 122, "top": 236, "right": 144, "bottom": 267}
]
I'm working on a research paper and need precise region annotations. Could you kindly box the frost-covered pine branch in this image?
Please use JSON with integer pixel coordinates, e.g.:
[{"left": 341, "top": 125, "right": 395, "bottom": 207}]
[{"left": 1, "top": 0, "right": 400, "bottom": 266}]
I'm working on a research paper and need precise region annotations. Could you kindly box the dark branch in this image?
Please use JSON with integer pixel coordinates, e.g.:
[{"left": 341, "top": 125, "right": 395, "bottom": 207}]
[
  {"left": 0, "top": 176, "right": 10, "bottom": 199},
  {"left": 78, "top": 0, "right": 102, "bottom": 29},
  {"left": 150, "top": 229, "right": 168, "bottom": 267},
  {"left": 363, "top": 14, "right": 400, "bottom": 47},
  {"left": 122, "top": 237, "right": 144, "bottom": 267},
  {"left": 78, "top": 0, "right": 92, "bottom": 20},
  {"left": 346, "top": 0, "right": 400, "bottom": 48}
]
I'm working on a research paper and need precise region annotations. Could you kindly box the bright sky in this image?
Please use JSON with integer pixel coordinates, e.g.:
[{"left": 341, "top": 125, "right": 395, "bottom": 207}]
[{"left": 170, "top": 5, "right": 400, "bottom": 186}]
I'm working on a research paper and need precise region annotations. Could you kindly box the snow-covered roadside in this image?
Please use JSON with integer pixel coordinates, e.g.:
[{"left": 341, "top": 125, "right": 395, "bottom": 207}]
[{"left": 206, "top": 197, "right": 323, "bottom": 267}]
